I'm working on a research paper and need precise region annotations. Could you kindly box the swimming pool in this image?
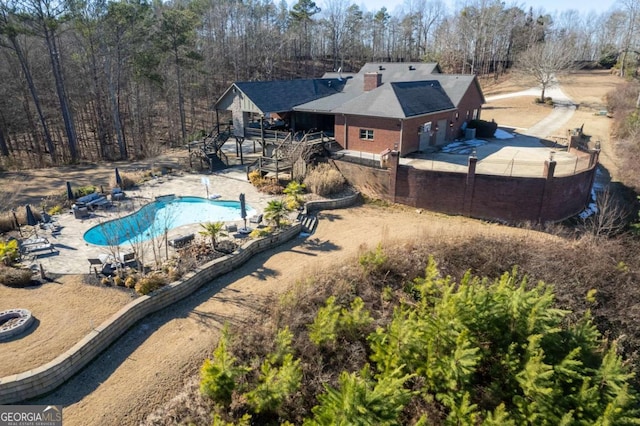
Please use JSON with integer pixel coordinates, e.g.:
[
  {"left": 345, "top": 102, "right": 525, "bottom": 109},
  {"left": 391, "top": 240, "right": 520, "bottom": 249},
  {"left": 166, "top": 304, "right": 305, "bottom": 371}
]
[{"left": 83, "top": 196, "right": 256, "bottom": 246}]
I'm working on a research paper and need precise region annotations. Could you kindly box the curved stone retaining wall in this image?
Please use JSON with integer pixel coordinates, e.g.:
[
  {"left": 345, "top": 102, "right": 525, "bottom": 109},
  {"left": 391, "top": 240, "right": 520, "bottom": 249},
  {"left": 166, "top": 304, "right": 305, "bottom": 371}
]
[
  {"left": 305, "top": 192, "right": 360, "bottom": 213},
  {"left": 0, "top": 224, "right": 302, "bottom": 404}
]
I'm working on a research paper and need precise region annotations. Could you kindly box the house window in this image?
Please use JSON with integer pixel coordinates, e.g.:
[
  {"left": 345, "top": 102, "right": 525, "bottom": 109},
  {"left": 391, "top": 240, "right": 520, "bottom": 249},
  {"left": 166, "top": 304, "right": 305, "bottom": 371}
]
[
  {"left": 360, "top": 129, "right": 374, "bottom": 140},
  {"left": 473, "top": 109, "right": 479, "bottom": 119}
]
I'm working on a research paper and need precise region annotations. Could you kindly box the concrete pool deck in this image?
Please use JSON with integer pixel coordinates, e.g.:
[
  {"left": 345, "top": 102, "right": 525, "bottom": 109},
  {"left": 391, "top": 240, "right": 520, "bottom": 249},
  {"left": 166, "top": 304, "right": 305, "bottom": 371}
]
[{"left": 25, "top": 167, "right": 279, "bottom": 275}]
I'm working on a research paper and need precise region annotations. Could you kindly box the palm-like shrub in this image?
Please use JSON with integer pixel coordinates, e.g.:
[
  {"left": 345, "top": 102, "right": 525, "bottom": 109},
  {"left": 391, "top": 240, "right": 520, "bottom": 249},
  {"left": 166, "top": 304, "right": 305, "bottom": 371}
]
[
  {"left": 199, "top": 221, "right": 226, "bottom": 249},
  {"left": 264, "top": 200, "right": 290, "bottom": 229}
]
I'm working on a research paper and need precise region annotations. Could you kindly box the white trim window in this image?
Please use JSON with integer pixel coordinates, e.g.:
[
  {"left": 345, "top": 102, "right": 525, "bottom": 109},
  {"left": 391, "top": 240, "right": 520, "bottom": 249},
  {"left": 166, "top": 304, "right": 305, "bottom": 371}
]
[{"left": 360, "top": 129, "right": 374, "bottom": 140}]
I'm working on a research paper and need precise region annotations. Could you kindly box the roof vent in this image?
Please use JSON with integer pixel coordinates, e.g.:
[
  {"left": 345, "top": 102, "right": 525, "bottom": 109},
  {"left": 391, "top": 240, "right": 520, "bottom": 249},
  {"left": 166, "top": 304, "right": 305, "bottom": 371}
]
[
  {"left": 378, "top": 65, "right": 385, "bottom": 71},
  {"left": 408, "top": 65, "right": 415, "bottom": 71}
]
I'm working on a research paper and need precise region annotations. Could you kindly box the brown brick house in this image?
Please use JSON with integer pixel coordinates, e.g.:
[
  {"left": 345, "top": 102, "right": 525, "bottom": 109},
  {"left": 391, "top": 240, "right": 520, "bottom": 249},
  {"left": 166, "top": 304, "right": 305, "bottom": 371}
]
[{"left": 214, "top": 62, "right": 485, "bottom": 157}]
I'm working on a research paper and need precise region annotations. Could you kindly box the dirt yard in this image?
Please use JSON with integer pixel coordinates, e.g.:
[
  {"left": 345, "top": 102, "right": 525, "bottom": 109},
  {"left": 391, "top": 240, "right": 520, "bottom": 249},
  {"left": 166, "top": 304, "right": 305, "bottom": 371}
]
[
  {"left": 0, "top": 69, "right": 624, "bottom": 425},
  {"left": 481, "top": 69, "right": 623, "bottom": 179}
]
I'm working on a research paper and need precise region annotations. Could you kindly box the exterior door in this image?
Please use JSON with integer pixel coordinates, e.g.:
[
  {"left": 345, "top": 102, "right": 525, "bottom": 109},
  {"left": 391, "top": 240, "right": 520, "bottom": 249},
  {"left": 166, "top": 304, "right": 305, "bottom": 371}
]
[
  {"left": 419, "top": 122, "right": 432, "bottom": 151},
  {"left": 435, "top": 119, "right": 447, "bottom": 145}
]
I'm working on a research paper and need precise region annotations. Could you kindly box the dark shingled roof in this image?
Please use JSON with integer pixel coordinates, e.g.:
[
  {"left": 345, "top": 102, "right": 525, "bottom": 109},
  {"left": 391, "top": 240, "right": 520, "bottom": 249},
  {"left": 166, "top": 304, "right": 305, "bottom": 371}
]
[
  {"left": 234, "top": 79, "right": 346, "bottom": 113},
  {"left": 391, "top": 81, "right": 455, "bottom": 117}
]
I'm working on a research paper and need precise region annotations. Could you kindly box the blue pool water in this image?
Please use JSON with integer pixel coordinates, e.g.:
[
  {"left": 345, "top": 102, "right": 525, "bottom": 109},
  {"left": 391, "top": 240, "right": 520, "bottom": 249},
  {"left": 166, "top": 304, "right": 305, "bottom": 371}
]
[{"left": 83, "top": 196, "right": 256, "bottom": 246}]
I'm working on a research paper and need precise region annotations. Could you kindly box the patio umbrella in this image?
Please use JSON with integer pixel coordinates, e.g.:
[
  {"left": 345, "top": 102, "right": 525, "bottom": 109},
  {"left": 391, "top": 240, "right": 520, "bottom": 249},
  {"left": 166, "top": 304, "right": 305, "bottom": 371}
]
[
  {"left": 66, "top": 181, "right": 74, "bottom": 201},
  {"left": 239, "top": 193, "right": 247, "bottom": 228},
  {"left": 115, "top": 168, "right": 123, "bottom": 188},
  {"left": 25, "top": 204, "right": 38, "bottom": 236}
]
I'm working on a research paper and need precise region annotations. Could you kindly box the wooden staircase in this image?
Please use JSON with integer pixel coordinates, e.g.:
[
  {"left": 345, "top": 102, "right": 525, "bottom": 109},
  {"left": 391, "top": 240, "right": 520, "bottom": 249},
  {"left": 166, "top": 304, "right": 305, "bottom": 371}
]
[{"left": 201, "top": 128, "right": 232, "bottom": 171}]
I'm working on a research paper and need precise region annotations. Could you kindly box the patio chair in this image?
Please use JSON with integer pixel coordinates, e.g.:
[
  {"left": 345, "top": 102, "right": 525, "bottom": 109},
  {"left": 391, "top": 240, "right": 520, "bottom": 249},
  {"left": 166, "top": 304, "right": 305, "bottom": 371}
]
[
  {"left": 249, "top": 214, "right": 263, "bottom": 224},
  {"left": 122, "top": 252, "right": 137, "bottom": 268},
  {"left": 73, "top": 206, "right": 91, "bottom": 219},
  {"left": 111, "top": 187, "right": 125, "bottom": 201}
]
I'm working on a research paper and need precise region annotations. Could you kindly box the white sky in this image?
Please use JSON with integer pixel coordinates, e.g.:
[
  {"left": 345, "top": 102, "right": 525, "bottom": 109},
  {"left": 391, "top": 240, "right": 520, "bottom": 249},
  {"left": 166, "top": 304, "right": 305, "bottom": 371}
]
[{"left": 346, "top": 0, "right": 619, "bottom": 15}]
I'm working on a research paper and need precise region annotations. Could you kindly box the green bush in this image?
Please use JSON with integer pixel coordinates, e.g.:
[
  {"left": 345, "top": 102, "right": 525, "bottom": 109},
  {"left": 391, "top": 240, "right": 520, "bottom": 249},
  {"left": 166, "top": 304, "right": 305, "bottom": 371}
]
[
  {"left": 75, "top": 185, "right": 97, "bottom": 198},
  {"left": 47, "top": 205, "right": 63, "bottom": 215},
  {"left": 283, "top": 181, "right": 306, "bottom": 210},
  {"left": 250, "top": 226, "right": 272, "bottom": 238},
  {"left": 0, "top": 239, "right": 20, "bottom": 265},
  {"left": 0, "top": 266, "right": 33, "bottom": 287},
  {"left": 200, "top": 327, "right": 249, "bottom": 406}
]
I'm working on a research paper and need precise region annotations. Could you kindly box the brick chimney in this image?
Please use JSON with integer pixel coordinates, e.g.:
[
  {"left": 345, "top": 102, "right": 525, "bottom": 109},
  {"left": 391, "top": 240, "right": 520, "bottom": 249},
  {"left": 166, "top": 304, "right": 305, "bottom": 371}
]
[{"left": 364, "top": 72, "right": 382, "bottom": 91}]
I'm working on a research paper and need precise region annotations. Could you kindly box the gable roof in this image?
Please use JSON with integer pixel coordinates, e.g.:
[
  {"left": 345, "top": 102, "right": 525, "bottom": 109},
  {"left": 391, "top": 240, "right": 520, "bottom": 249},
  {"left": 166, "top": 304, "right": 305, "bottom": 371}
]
[
  {"left": 329, "top": 80, "right": 455, "bottom": 119},
  {"left": 230, "top": 79, "right": 346, "bottom": 114},
  {"left": 215, "top": 62, "right": 484, "bottom": 119},
  {"left": 392, "top": 81, "right": 455, "bottom": 117}
]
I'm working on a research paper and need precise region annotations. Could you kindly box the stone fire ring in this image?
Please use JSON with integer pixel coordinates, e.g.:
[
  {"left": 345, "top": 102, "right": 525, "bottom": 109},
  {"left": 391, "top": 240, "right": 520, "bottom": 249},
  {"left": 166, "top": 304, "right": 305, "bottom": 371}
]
[{"left": 0, "top": 309, "right": 34, "bottom": 341}]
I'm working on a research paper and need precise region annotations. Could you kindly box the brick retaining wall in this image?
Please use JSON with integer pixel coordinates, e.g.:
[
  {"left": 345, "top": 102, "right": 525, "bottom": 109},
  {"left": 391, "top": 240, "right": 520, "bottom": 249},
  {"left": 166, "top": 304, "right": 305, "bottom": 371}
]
[
  {"left": 332, "top": 155, "right": 597, "bottom": 223},
  {"left": 0, "top": 224, "right": 302, "bottom": 404}
]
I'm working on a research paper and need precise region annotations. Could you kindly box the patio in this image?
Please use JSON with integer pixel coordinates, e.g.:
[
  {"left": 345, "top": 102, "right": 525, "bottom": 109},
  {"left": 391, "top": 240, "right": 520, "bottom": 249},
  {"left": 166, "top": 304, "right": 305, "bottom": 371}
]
[{"left": 23, "top": 167, "right": 278, "bottom": 275}]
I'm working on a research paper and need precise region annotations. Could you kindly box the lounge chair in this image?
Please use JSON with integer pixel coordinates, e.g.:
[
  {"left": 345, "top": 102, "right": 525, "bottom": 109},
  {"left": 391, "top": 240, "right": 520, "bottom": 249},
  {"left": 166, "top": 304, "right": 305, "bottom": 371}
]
[
  {"left": 249, "top": 214, "right": 263, "bottom": 224},
  {"left": 23, "top": 243, "right": 57, "bottom": 259},
  {"left": 168, "top": 234, "right": 195, "bottom": 248},
  {"left": 76, "top": 192, "right": 110, "bottom": 210},
  {"left": 88, "top": 258, "right": 103, "bottom": 274}
]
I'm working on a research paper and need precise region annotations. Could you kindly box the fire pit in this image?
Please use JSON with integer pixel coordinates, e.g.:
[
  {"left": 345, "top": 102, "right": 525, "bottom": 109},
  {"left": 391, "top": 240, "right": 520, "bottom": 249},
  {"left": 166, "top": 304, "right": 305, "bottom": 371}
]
[{"left": 0, "top": 309, "right": 34, "bottom": 341}]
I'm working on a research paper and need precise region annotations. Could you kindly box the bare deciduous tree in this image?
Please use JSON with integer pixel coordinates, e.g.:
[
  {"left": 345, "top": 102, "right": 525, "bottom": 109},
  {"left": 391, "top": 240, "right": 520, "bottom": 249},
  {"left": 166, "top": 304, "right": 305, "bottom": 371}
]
[{"left": 515, "top": 39, "right": 577, "bottom": 102}]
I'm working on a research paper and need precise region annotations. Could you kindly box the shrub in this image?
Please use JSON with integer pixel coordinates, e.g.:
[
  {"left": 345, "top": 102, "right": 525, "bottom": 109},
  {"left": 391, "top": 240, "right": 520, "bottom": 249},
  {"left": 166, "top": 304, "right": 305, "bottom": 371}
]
[
  {"left": 303, "top": 163, "right": 345, "bottom": 197},
  {"left": 262, "top": 182, "right": 285, "bottom": 194},
  {"left": 135, "top": 274, "right": 166, "bottom": 295},
  {"left": 167, "top": 266, "right": 182, "bottom": 282},
  {"left": 0, "top": 239, "right": 20, "bottom": 266},
  {"left": 200, "top": 327, "right": 249, "bottom": 406},
  {"left": 250, "top": 226, "right": 273, "bottom": 238},
  {"left": 101, "top": 277, "right": 111, "bottom": 286},
  {"left": 0, "top": 213, "right": 16, "bottom": 233},
  {"left": 124, "top": 275, "right": 137, "bottom": 289},
  {"left": 248, "top": 170, "right": 263, "bottom": 186},
  {"left": 75, "top": 185, "right": 97, "bottom": 198},
  {"left": 113, "top": 275, "right": 124, "bottom": 287},
  {"left": 467, "top": 119, "right": 498, "bottom": 138},
  {"left": 0, "top": 266, "right": 33, "bottom": 287},
  {"left": 47, "top": 205, "right": 63, "bottom": 215},
  {"left": 110, "top": 172, "right": 137, "bottom": 190},
  {"left": 283, "top": 181, "right": 306, "bottom": 210}
]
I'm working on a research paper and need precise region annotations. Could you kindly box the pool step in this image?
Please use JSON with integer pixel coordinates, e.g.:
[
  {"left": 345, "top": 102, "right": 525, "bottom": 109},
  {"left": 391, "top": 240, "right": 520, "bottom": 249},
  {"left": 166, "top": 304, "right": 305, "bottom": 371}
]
[{"left": 297, "top": 212, "right": 318, "bottom": 235}]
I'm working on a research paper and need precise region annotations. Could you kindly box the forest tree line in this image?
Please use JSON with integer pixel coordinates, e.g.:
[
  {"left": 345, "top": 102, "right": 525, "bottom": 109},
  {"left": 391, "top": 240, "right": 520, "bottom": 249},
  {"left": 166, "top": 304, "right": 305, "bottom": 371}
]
[{"left": 0, "top": 0, "right": 638, "bottom": 169}]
